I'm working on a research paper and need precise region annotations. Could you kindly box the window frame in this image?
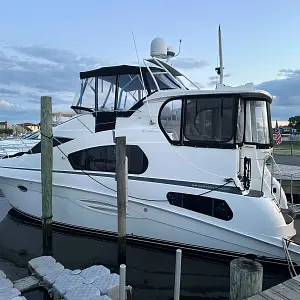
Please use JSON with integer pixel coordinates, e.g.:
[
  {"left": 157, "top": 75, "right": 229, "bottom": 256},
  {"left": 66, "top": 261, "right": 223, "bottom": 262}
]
[
  {"left": 158, "top": 94, "right": 273, "bottom": 149},
  {"left": 158, "top": 94, "right": 239, "bottom": 149},
  {"left": 68, "top": 144, "right": 149, "bottom": 175},
  {"left": 238, "top": 98, "right": 273, "bottom": 149},
  {"left": 167, "top": 191, "right": 233, "bottom": 221}
]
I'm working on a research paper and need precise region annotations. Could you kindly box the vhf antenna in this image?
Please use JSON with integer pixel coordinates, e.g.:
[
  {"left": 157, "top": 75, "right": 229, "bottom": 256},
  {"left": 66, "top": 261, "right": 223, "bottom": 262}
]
[{"left": 215, "top": 25, "right": 224, "bottom": 84}]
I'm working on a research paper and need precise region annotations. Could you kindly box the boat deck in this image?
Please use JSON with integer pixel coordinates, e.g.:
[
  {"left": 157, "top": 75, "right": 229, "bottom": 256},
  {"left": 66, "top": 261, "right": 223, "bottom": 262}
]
[{"left": 247, "top": 275, "right": 300, "bottom": 299}]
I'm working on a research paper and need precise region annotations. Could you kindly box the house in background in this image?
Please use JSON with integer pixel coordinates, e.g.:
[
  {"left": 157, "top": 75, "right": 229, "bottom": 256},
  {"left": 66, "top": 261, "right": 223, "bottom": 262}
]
[
  {"left": 17, "top": 122, "right": 40, "bottom": 132},
  {"left": 0, "top": 121, "right": 8, "bottom": 130}
]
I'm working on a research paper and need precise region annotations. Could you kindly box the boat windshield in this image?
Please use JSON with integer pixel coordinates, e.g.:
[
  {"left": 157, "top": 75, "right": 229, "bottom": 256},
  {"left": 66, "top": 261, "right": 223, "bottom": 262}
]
[
  {"left": 23, "top": 131, "right": 40, "bottom": 140},
  {"left": 71, "top": 65, "right": 182, "bottom": 114}
]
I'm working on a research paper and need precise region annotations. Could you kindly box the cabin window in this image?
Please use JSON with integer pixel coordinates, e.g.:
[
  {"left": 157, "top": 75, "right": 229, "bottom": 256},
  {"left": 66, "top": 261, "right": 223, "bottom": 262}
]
[
  {"left": 184, "top": 97, "right": 234, "bottom": 143},
  {"left": 160, "top": 99, "right": 182, "bottom": 142},
  {"left": 68, "top": 145, "right": 148, "bottom": 174},
  {"left": 236, "top": 99, "right": 245, "bottom": 144},
  {"left": 244, "top": 100, "right": 270, "bottom": 145},
  {"left": 167, "top": 192, "right": 233, "bottom": 221}
]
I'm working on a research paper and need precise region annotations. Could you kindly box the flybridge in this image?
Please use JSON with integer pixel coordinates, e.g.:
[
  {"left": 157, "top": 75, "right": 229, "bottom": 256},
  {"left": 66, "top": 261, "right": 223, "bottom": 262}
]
[{"left": 72, "top": 37, "right": 201, "bottom": 116}]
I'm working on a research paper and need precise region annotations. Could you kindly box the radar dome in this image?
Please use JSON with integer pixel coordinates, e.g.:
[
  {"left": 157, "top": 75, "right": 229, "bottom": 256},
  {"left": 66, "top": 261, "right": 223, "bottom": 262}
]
[{"left": 150, "top": 37, "right": 167, "bottom": 59}]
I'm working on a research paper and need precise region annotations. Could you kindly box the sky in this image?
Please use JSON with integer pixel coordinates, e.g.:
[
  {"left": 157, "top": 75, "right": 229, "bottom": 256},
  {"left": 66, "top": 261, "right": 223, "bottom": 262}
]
[{"left": 0, "top": 0, "right": 299, "bottom": 123}]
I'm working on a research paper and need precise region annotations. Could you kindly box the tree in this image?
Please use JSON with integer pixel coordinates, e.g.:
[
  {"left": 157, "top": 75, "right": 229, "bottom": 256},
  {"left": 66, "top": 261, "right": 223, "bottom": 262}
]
[
  {"left": 0, "top": 129, "right": 13, "bottom": 135},
  {"left": 288, "top": 116, "right": 300, "bottom": 132}
]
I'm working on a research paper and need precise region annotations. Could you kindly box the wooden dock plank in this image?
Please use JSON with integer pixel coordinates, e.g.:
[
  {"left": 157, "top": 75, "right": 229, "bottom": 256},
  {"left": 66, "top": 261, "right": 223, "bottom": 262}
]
[
  {"left": 270, "top": 281, "right": 299, "bottom": 300},
  {"left": 247, "top": 278, "right": 300, "bottom": 299},
  {"left": 246, "top": 294, "right": 270, "bottom": 300},
  {"left": 262, "top": 289, "right": 289, "bottom": 300},
  {"left": 281, "top": 279, "right": 300, "bottom": 294}
]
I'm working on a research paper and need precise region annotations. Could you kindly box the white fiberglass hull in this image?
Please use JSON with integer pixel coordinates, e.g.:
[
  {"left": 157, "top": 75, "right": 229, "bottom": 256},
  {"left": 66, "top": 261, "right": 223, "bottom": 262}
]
[{"left": 1, "top": 174, "right": 300, "bottom": 265}]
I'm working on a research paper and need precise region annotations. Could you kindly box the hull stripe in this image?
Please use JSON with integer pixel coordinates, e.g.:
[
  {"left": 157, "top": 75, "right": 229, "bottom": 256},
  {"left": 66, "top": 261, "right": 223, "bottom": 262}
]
[{"left": 0, "top": 166, "right": 242, "bottom": 195}]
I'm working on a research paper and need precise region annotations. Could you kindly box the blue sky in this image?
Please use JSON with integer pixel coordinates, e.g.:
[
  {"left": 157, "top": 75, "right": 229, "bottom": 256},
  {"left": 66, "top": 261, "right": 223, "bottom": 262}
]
[{"left": 0, "top": 0, "right": 299, "bottom": 123}]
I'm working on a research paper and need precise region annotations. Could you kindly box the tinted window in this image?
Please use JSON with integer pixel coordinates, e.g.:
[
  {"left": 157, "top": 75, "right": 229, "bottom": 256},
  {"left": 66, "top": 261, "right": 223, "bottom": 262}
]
[
  {"left": 184, "top": 97, "right": 234, "bottom": 143},
  {"left": 167, "top": 192, "right": 233, "bottom": 221},
  {"left": 68, "top": 145, "right": 148, "bottom": 174},
  {"left": 244, "top": 100, "right": 270, "bottom": 145},
  {"left": 160, "top": 99, "right": 182, "bottom": 142}
]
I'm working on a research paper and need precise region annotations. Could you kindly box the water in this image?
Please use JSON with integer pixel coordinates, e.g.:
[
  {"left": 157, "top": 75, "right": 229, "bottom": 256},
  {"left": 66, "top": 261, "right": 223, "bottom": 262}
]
[{"left": 0, "top": 197, "right": 290, "bottom": 299}]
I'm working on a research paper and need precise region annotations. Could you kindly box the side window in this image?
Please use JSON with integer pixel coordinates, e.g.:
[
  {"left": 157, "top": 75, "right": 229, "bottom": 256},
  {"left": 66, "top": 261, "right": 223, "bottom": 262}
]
[
  {"left": 167, "top": 192, "right": 233, "bottom": 221},
  {"left": 68, "top": 145, "right": 148, "bottom": 174},
  {"left": 159, "top": 99, "right": 182, "bottom": 142},
  {"left": 184, "top": 97, "right": 234, "bottom": 143}
]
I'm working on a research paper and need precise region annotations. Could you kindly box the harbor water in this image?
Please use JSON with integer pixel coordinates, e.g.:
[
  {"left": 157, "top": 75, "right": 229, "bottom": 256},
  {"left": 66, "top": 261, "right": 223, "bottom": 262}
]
[{"left": 0, "top": 196, "right": 291, "bottom": 299}]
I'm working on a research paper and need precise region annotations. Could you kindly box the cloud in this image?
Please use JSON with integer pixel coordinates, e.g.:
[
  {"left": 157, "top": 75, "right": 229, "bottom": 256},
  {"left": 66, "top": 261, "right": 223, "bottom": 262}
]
[
  {"left": 0, "top": 43, "right": 113, "bottom": 93},
  {"left": 0, "top": 99, "right": 24, "bottom": 111},
  {"left": 0, "top": 42, "right": 116, "bottom": 123},
  {"left": 277, "top": 69, "right": 300, "bottom": 78},
  {"left": 171, "top": 58, "right": 209, "bottom": 70},
  {"left": 207, "top": 73, "right": 231, "bottom": 86},
  {"left": 256, "top": 68, "right": 300, "bottom": 120}
]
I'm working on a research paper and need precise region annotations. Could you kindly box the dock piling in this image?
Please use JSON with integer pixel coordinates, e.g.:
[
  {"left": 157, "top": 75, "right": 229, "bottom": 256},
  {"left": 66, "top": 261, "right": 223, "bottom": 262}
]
[
  {"left": 174, "top": 249, "right": 182, "bottom": 300},
  {"left": 40, "top": 96, "right": 53, "bottom": 256},
  {"left": 230, "top": 258, "right": 263, "bottom": 300},
  {"left": 116, "top": 136, "right": 127, "bottom": 266}
]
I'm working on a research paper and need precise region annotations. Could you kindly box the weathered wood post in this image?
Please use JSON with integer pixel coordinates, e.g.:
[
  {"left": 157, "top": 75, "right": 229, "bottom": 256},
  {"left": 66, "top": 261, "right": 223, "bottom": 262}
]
[
  {"left": 116, "top": 136, "right": 127, "bottom": 266},
  {"left": 230, "top": 258, "right": 263, "bottom": 300},
  {"left": 40, "top": 96, "right": 53, "bottom": 256}
]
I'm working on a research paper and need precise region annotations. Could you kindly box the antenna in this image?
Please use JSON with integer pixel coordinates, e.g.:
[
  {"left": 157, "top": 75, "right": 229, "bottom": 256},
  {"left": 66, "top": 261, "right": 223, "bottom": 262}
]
[
  {"left": 166, "top": 39, "right": 182, "bottom": 63},
  {"left": 215, "top": 25, "right": 224, "bottom": 84},
  {"left": 131, "top": 29, "right": 154, "bottom": 124}
]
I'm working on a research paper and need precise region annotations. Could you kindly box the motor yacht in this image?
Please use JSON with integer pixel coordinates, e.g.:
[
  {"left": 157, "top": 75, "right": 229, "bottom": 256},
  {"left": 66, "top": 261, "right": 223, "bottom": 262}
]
[{"left": 0, "top": 37, "right": 299, "bottom": 267}]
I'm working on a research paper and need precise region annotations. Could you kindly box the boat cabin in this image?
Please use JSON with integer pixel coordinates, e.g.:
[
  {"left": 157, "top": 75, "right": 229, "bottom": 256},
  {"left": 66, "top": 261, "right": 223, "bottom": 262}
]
[
  {"left": 158, "top": 91, "right": 273, "bottom": 149},
  {"left": 72, "top": 59, "right": 273, "bottom": 150}
]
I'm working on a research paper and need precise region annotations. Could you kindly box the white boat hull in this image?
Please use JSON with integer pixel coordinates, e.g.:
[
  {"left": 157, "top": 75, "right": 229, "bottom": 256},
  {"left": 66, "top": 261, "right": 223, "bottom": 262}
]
[{"left": 1, "top": 173, "right": 300, "bottom": 265}]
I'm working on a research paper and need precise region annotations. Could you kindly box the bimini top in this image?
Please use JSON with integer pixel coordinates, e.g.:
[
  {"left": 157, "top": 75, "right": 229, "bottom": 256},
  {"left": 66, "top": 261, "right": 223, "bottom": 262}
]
[
  {"left": 80, "top": 64, "right": 180, "bottom": 80},
  {"left": 80, "top": 65, "right": 172, "bottom": 79}
]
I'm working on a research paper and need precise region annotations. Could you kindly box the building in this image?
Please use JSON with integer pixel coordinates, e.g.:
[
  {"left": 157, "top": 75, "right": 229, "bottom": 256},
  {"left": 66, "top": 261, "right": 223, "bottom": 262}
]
[
  {"left": 17, "top": 122, "right": 40, "bottom": 132},
  {"left": 0, "top": 121, "right": 8, "bottom": 130}
]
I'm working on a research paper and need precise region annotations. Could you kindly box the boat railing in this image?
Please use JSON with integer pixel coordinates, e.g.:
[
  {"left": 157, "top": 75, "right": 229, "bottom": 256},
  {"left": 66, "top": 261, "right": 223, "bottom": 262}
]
[
  {"left": 288, "top": 170, "right": 300, "bottom": 206},
  {"left": 261, "top": 154, "right": 283, "bottom": 208},
  {"left": 0, "top": 137, "right": 36, "bottom": 157}
]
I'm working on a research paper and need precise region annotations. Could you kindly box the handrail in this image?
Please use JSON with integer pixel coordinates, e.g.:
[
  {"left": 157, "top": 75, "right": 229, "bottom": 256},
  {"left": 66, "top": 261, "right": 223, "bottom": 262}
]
[
  {"left": 261, "top": 154, "right": 283, "bottom": 208},
  {"left": 286, "top": 169, "right": 300, "bottom": 206},
  {"left": 0, "top": 138, "right": 39, "bottom": 157}
]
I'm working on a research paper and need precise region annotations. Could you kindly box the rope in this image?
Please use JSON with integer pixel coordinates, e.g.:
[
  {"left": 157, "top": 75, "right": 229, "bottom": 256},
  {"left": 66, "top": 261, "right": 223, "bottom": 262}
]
[
  {"left": 38, "top": 132, "right": 239, "bottom": 202},
  {"left": 282, "top": 238, "right": 297, "bottom": 277}
]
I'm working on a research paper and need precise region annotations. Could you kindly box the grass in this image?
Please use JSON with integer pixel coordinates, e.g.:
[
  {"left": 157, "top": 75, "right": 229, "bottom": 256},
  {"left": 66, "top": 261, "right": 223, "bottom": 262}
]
[{"left": 273, "top": 143, "right": 300, "bottom": 149}]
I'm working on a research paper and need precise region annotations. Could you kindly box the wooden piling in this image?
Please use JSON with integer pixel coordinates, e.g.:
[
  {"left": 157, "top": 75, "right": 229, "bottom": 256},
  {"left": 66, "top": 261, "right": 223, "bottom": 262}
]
[
  {"left": 230, "top": 258, "right": 263, "bottom": 300},
  {"left": 116, "top": 136, "right": 127, "bottom": 266},
  {"left": 40, "top": 96, "right": 53, "bottom": 256}
]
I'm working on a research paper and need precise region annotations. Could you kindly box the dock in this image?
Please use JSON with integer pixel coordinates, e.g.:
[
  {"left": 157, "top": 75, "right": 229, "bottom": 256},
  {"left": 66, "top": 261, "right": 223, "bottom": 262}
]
[
  {"left": 247, "top": 274, "right": 300, "bottom": 299},
  {"left": 0, "top": 255, "right": 131, "bottom": 300}
]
